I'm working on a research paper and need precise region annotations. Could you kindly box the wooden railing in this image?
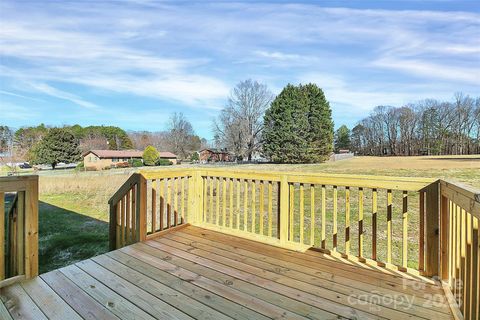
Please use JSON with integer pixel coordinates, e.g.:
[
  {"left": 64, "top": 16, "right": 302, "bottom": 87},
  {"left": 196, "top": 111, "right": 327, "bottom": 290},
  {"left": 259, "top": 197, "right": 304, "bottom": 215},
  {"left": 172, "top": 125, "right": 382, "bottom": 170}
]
[
  {"left": 0, "top": 176, "right": 38, "bottom": 287},
  {"left": 109, "top": 168, "right": 479, "bottom": 319},
  {"left": 440, "top": 180, "right": 480, "bottom": 320}
]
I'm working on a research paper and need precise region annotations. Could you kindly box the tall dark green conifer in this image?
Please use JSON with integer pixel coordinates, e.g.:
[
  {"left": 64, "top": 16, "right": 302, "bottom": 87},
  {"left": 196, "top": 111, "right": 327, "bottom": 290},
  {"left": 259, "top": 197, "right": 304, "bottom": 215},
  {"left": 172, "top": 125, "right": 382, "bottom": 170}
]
[
  {"left": 263, "top": 83, "right": 334, "bottom": 163},
  {"left": 32, "top": 128, "right": 81, "bottom": 169}
]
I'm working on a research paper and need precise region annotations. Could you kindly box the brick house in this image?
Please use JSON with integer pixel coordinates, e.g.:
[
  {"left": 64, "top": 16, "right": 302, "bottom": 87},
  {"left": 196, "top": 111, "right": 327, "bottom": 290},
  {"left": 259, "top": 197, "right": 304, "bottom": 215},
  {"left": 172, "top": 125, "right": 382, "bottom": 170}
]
[
  {"left": 83, "top": 150, "right": 177, "bottom": 170},
  {"left": 198, "top": 148, "right": 232, "bottom": 162}
]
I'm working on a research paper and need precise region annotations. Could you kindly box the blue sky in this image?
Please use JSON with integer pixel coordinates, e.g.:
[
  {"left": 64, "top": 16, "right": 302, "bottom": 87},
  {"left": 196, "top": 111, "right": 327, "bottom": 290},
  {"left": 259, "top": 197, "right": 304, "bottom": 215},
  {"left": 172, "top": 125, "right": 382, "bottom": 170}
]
[{"left": 1, "top": 1, "right": 479, "bottom": 140}]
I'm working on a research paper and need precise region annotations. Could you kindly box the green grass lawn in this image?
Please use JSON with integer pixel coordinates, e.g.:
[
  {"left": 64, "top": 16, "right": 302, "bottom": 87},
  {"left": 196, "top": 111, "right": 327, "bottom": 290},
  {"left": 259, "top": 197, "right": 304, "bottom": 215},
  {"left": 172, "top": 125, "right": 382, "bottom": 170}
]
[
  {"left": 34, "top": 155, "right": 480, "bottom": 273},
  {"left": 38, "top": 194, "right": 109, "bottom": 273}
]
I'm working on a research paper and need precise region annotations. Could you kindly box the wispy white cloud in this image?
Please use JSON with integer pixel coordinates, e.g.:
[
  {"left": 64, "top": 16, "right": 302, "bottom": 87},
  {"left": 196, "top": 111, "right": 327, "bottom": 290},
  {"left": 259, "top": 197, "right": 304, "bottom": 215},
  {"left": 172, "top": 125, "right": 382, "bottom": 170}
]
[
  {"left": 0, "top": 1, "right": 478, "bottom": 132},
  {"left": 27, "top": 83, "right": 100, "bottom": 109}
]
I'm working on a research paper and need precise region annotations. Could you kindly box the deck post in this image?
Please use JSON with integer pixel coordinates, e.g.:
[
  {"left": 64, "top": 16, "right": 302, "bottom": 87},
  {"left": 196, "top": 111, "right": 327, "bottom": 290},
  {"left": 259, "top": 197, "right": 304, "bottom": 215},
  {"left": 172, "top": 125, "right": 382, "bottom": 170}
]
[
  {"left": 136, "top": 174, "right": 147, "bottom": 242},
  {"left": 279, "top": 175, "right": 289, "bottom": 245},
  {"left": 24, "top": 177, "right": 38, "bottom": 279},
  {"left": 109, "top": 202, "right": 117, "bottom": 251},
  {"left": 425, "top": 181, "right": 440, "bottom": 277}
]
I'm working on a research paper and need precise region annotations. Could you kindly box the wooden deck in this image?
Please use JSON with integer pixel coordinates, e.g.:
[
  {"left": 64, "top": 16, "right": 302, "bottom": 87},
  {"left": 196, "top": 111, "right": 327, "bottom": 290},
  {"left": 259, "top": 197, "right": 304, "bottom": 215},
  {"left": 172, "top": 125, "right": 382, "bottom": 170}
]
[{"left": 1, "top": 225, "right": 454, "bottom": 320}]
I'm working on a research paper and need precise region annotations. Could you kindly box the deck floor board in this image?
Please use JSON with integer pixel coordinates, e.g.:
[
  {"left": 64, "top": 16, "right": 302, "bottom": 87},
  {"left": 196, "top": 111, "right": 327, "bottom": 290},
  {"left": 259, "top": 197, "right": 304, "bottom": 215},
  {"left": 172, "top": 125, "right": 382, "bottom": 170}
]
[{"left": 0, "top": 225, "right": 454, "bottom": 320}]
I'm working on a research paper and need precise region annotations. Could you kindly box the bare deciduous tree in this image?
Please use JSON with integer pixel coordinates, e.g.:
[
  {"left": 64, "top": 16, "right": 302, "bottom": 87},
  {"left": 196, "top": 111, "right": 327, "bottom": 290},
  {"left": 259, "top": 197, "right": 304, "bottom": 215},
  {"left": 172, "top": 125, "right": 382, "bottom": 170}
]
[
  {"left": 166, "top": 112, "right": 200, "bottom": 159},
  {"left": 213, "top": 79, "right": 273, "bottom": 161}
]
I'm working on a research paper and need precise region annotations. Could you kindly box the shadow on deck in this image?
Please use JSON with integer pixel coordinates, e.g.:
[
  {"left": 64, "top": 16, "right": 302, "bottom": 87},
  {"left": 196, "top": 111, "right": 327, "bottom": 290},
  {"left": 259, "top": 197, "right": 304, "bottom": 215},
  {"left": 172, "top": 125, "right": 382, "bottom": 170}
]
[{"left": 1, "top": 225, "right": 453, "bottom": 320}]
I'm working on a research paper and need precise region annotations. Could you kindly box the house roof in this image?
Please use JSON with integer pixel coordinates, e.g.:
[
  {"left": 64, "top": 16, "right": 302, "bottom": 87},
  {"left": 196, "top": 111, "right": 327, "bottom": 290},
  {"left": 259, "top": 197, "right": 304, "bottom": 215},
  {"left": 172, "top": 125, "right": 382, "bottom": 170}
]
[
  {"left": 85, "top": 150, "right": 143, "bottom": 158},
  {"left": 159, "top": 152, "right": 177, "bottom": 158},
  {"left": 84, "top": 150, "right": 177, "bottom": 159},
  {"left": 199, "top": 148, "right": 230, "bottom": 154}
]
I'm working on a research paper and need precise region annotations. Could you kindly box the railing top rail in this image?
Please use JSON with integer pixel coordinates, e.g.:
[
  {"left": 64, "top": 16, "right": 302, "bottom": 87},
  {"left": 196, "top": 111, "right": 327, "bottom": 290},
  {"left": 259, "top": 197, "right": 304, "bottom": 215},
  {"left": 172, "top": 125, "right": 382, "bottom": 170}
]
[
  {"left": 0, "top": 175, "right": 38, "bottom": 193},
  {"left": 108, "top": 173, "right": 141, "bottom": 205},
  {"left": 139, "top": 167, "right": 436, "bottom": 191},
  {"left": 440, "top": 179, "right": 480, "bottom": 202}
]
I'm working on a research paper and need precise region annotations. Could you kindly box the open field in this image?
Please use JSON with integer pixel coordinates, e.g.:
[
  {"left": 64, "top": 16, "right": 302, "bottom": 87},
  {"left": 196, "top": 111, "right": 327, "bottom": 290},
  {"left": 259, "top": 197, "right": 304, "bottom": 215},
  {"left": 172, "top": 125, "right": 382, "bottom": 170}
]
[{"left": 8, "top": 155, "right": 478, "bottom": 272}]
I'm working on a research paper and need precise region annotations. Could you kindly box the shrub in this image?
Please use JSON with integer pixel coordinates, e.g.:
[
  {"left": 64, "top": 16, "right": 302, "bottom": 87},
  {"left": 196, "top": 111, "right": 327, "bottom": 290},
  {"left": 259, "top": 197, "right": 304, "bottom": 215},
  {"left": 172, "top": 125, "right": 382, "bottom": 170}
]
[
  {"left": 143, "top": 145, "right": 159, "bottom": 166},
  {"left": 190, "top": 152, "right": 199, "bottom": 161},
  {"left": 75, "top": 162, "right": 85, "bottom": 171},
  {"left": 156, "top": 158, "right": 173, "bottom": 166},
  {"left": 128, "top": 159, "right": 143, "bottom": 167}
]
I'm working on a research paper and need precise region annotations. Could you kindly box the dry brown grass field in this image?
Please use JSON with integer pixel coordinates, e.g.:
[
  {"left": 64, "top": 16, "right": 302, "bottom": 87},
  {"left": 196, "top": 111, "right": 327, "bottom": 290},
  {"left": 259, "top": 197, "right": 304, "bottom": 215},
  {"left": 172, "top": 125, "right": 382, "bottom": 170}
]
[{"left": 11, "top": 155, "right": 479, "bottom": 272}]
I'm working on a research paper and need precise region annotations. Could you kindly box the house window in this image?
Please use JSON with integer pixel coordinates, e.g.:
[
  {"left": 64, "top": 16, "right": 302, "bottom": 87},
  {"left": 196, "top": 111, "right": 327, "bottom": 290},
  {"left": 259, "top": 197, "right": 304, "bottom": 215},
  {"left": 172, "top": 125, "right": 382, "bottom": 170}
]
[{"left": 112, "top": 158, "right": 119, "bottom": 163}]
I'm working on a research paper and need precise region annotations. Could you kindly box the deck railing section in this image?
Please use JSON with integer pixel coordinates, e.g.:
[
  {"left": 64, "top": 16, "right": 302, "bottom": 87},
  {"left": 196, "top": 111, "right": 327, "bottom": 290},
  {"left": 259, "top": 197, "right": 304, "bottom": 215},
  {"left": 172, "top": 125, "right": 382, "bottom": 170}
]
[
  {"left": 440, "top": 180, "right": 480, "bottom": 320},
  {"left": 109, "top": 168, "right": 480, "bottom": 319},
  {"left": 0, "top": 176, "right": 38, "bottom": 287}
]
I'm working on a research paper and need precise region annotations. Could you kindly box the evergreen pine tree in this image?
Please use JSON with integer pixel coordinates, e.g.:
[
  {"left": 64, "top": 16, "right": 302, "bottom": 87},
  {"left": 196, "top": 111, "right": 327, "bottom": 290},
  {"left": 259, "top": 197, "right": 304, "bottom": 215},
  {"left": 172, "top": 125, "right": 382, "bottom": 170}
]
[
  {"left": 33, "top": 128, "right": 81, "bottom": 169},
  {"left": 263, "top": 83, "right": 334, "bottom": 163}
]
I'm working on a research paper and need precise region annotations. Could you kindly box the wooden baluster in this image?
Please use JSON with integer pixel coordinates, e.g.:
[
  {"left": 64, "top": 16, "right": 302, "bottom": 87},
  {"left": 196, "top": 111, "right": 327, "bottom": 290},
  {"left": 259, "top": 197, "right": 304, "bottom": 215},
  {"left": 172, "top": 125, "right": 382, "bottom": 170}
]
[
  {"left": 120, "top": 197, "right": 125, "bottom": 247},
  {"left": 209, "top": 177, "right": 214, "bottom": 224},
  {"left": 402, "top": 191, "right": 408, "bottom": 268},
  {"left": 222, "top": 178, "right": 227, "bottom": 227},
  {"left": 0, "top": 192, "right": 4, "bottom": 280},
  {"left": 181, "top": 177, "right": 185, "bottom": 223},
  {"left": 465, "top": 212, "right": 472, "bottom": 319},
  {"left": 472, "top": 216, "right": 479, "bottom": 319},
  {"left": 333, "top": 186, "right": 338, "bottom": 252},
  {"left": 321, "top": 185, "right": 326, "bottom": 249},
  {"left": 358, "top": 187, "right": 364, "bottom": 259},
  {"left": 150, "top": 180, "right": 155, "bottom": 235},
  {"left": 174, "top": 178, "right": 178, "bottom": 226},
  {"left": 419, "top": 191, "right": 425, "bottom": 271},
  {"left": 229, "top": 178, "right": 234, "bottom": 228},
  {"left": 167, "top": 179, "right": 172, "bottom": 229},
  {"left": 289, "top": 183, "right": 294, "bottom": 241},
  {"left": 345, "top": 186, "right": 350, "bottom": 255},
  {"left": 236, "top": 179, "right": 241, "bottom": 229},
  {"left": 387, "top": 189, "right": 393, "bottom": 265},
  {"left": 16, "top": 192, "right": 25, "bottom": 275},
  {"left": 425, "top": 183, "right": 439, "bottom": 277},
  {"left": 251, "top": 180, "right": 256, "bottom": 233},
  {"left": 126, "top": 189, "right": 131, "bottom": 243},
  {"left": 456, "top": 205, "right": 461, "bottom": 302},
  {"left": 243, "top": 180, "right": 248, "bottom": 231},
  {"left": 310, "top": 184, "right": 315, "bottom": 246},
  {"left": 372, "top": 188, "right": 377, "bottom": 261},
  {"left": 115, "top": 203, "right": 120, "bottom": 249},
  {"left": 203, "top": 177, "right": 207, "bottom": 222},
  {"left": 299, "top": 184, "right": 304, "bottom": 244},
  {"left": 461, "top": 208, "right": 466, "bottom": 315},
  {"left": 259, "top": 181, "right": 264, "bottom": 235},
  {"left": 216, "top": 177, "right": 220, "bottom": 226},
  {"left": 132, "top": 186, "right": 136, "bottom": 241},
  {"left": 159, "top": 180, "right": 164, "bottom": 231},
  {"left": 268, "top": 182, "right": 273, "bottom": 237},
  {"left": 449, "top": 200, "right": 454, "bottom": 286}
]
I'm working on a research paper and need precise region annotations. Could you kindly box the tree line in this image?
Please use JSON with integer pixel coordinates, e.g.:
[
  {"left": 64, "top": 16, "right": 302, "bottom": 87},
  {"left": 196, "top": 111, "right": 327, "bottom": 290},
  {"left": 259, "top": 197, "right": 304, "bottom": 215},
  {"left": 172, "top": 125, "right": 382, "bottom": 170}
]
[
  {"left": 0, "top": 112, "right": 206, "bottom": 168},
  {"left": 348, "top": 93, "right": 480, "bottom": 156}
]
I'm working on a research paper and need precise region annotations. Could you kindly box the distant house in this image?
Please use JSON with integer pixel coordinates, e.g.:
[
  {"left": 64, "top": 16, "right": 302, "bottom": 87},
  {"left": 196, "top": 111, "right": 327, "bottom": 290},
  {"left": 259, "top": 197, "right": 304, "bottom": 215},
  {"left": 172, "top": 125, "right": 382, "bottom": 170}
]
[
  {"left": 83, "top": 150, "right": 177, "bottom": 170},
  {"left": 198, "top": 148, "right": 232, "bottom": 162}
]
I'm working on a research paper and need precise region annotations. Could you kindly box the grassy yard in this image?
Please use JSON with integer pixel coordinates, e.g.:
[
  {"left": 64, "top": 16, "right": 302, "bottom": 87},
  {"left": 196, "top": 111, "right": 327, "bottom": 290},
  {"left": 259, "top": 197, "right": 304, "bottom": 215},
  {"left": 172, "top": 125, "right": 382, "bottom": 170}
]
[{"left": 20, "top": 155, "right": 480, "bottom": 273}]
